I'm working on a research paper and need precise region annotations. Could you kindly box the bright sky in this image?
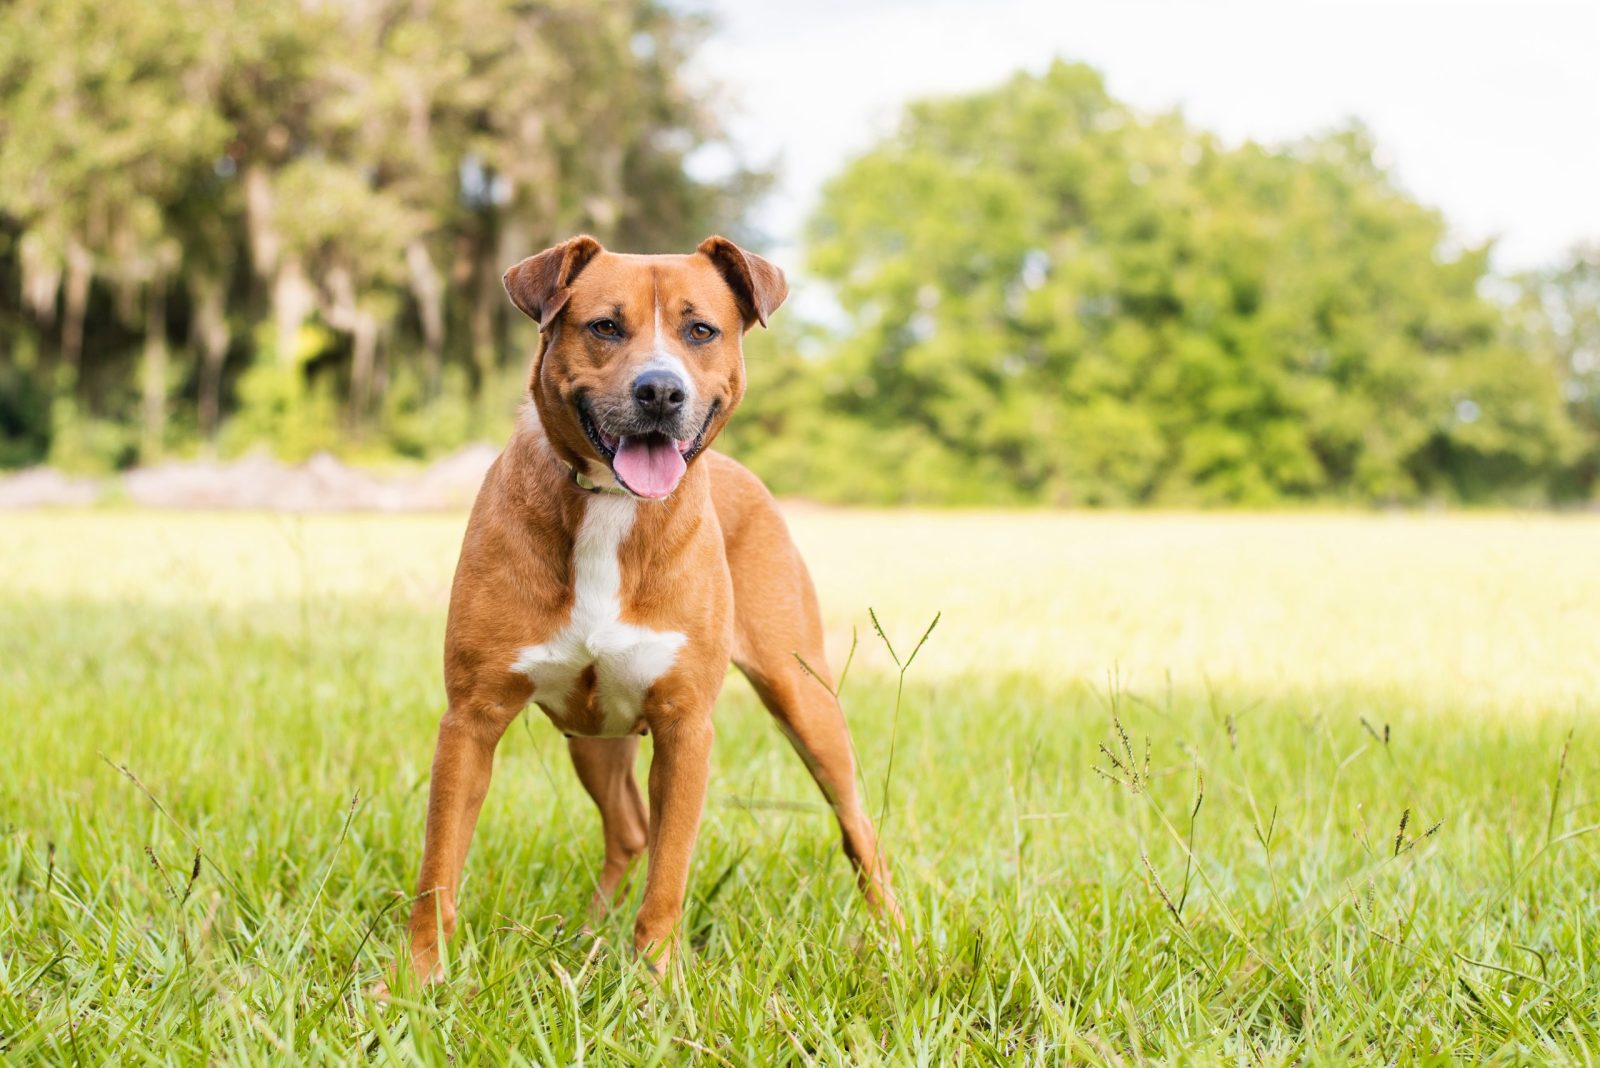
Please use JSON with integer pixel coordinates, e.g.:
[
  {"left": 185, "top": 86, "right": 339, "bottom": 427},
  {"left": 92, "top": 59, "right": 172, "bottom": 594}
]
[{"left": 692, "top": 0, "right": 1600, "bottom": 275}]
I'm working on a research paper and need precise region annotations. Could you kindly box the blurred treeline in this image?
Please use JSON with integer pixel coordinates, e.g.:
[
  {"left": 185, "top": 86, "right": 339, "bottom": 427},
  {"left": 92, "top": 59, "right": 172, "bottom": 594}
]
[
  {"left": 2, "top": 30, "right": 1597, "bottom": 506},
  {"left": 0, "top": 0, "right": 764, "bottom": 470}
]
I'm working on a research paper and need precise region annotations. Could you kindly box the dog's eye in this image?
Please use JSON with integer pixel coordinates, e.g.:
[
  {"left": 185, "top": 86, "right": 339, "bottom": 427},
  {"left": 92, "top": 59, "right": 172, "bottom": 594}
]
[
  {"left": 688, "top": 322, "right": 717, "bottom": 342},
  {"left": 589, "top": 319, "right": 621, "bottom": 339}
]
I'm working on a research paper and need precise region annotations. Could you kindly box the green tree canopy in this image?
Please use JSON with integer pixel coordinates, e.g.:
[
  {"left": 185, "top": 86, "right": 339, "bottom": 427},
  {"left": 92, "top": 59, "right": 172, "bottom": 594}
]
[{"left": 729, "top": 62, "right": 1581, "bottom": 506}]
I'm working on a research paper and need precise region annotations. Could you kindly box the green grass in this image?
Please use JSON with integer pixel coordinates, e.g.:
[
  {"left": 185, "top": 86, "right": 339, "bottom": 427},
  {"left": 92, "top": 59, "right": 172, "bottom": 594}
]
[{"left": 3, "top": 511, "right": 1599, "bottom": 1064}]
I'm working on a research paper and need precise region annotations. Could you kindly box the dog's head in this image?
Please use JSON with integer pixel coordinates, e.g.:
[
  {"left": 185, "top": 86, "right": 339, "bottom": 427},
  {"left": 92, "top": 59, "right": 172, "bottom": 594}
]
[{"left": 504, "top": 235, "right": 786, "bottom": 499}]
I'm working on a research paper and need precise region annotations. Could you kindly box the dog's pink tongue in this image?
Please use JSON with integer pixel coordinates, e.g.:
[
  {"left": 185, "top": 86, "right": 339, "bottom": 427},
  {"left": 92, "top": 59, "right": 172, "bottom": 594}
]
[{"left": 613, "top": 435, "right": 686, "bottom": 499}]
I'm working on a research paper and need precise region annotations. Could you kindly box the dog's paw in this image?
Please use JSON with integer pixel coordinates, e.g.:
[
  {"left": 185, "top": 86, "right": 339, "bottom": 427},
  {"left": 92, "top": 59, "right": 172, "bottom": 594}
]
[{"left": 366, "top": 959, "right": 445, "bottom": 1005}]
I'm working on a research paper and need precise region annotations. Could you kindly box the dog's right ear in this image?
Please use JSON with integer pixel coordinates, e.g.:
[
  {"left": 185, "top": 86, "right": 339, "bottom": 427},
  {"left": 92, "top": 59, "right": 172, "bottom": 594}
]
[{"left": 503, "top": 235, "right": 604, "bottom": 329}]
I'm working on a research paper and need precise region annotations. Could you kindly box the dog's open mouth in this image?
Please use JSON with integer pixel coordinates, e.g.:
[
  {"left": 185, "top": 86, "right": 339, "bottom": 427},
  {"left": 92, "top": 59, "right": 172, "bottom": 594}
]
[{"left": 577, "top": 401, "right": 717, "bottom": 500}]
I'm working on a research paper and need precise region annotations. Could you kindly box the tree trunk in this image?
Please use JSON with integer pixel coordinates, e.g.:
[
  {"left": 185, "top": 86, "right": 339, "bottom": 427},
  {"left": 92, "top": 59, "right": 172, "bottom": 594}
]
[
  {"left": 242, "top": 161, "right": 280, "bottom": 324},
  {"left": 18, "top": 232, "right": 61, "bottom": 325},
  {"left": 373, "top": 329, "right": 390, "bottom": 416},
  {"left": 140, "top": 277, "right": 169, "bottom": 462},
  {"left": 469, "top": 232, "right": 500, "bottom": 398},
  {"left": 350, "top": 310, "right": 378, "bottom": 426},
  {"left": 272, "top": 258, "right": 314, "bottom": 367},
  {"left": 243, "top": 162, "right": 279, "bottom": 279},
  {"left": 406, "top": 238, "right": 445, "bottom": 397},
  {"left": 60, "top": 237, "right": 93, "bottom": 387},
  {"left": 191, "top": 274, "right": 230, "bottom": 443}
]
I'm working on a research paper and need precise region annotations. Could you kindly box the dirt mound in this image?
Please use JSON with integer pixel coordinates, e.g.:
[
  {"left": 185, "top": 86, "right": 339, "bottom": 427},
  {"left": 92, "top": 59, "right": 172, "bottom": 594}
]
[
  {"left": 0, "top": 445, "right": 498, "bottom": 511},
  {"left": 0, "top": 467, "right": 101, "bottom": 508}
]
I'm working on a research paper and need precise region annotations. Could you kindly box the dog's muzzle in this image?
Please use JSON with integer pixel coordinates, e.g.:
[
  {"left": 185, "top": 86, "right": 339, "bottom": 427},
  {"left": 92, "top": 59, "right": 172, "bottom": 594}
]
[{"left": 576, "top": 391, "right": 718, "bottom": 501}]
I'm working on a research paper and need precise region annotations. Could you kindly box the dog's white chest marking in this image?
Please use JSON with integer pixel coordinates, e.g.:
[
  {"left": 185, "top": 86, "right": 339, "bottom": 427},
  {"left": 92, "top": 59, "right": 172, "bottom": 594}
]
[{"left": 510, "top": 494, "right": 687, "bottom": 736}]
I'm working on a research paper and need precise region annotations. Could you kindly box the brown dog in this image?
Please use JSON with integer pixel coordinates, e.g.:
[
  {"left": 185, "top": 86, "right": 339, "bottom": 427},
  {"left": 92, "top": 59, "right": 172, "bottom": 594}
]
[{"left": 394, "top": 235, "right": 899, "bottom": 985}]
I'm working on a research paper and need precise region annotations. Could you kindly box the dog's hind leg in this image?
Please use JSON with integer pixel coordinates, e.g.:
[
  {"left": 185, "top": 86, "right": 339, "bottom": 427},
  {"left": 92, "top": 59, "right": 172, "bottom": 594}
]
[
  {"left": 568, "top": 735, "right": 649, "bottom": 922},
  {"left": 736, "top": 657, "right": 901, "bottom": 922},
  {"left": 720, "top": 488, "right": 901, "bottom": 923}
]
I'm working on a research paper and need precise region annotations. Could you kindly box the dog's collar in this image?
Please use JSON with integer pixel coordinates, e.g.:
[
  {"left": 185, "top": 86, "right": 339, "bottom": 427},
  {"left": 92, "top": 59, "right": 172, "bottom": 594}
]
[{"left": 566, "top": 462, "right": 630, "bottom": 496}]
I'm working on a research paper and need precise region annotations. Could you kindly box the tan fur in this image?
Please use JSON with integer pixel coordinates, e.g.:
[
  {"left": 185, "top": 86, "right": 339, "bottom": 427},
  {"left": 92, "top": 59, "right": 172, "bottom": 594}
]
[{"left": 393, "top": 236, "right": 898, "bottom": 987}]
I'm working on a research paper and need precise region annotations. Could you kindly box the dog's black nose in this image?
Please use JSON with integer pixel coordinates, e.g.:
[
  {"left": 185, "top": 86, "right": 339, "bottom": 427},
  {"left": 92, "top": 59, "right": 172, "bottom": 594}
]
[{"left": 632, "top": 369, "right": 687, "bottom": 419}]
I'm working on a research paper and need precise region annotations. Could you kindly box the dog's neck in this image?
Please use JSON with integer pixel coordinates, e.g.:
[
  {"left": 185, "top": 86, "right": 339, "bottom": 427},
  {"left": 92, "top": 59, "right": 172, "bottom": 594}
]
[{"left": 503, "top": 410, "right": 710, "bottom": 561}]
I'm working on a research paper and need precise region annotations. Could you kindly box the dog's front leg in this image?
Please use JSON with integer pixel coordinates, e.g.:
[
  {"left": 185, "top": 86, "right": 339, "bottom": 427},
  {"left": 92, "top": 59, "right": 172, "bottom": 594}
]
[
  {"left": 401, "top": 698, "right": 517, "bottom": 985},
  {"left": 633, "top": 713, "right": 714, "bottom": 973}
]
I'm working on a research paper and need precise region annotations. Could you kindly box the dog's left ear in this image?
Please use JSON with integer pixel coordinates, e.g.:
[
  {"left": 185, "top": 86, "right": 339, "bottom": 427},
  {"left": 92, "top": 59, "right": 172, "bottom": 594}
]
[
  {"left": 503, "top": 235, "right": 604, "bottom": 330},
  {"left": 697, "top": 236, "right": 787, "bottom": 330}
]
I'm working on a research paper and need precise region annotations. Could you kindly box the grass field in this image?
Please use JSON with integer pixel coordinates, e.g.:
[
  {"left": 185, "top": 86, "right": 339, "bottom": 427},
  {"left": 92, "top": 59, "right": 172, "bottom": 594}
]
[{"left": 3, "top": 508, "right": 1599, "bottom": 1064}]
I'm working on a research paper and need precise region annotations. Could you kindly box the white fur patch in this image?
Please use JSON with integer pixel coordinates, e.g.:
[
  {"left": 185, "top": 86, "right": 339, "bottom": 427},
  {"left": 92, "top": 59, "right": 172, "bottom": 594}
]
[
  {"left": 511, "top": 494, "right": 687, "bottom": 736},
  {"left": 649, "top": 285, "right": 697, "bottom": 413}
]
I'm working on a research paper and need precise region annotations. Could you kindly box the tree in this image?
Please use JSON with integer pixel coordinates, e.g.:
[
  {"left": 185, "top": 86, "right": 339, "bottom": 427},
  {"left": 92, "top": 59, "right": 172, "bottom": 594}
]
[
  {"left": 770, "top": 61, "right": 1578, "bottom": 505},
  {"left": 1512, "top": 243, "right": 1600, "bottom": 498}
]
